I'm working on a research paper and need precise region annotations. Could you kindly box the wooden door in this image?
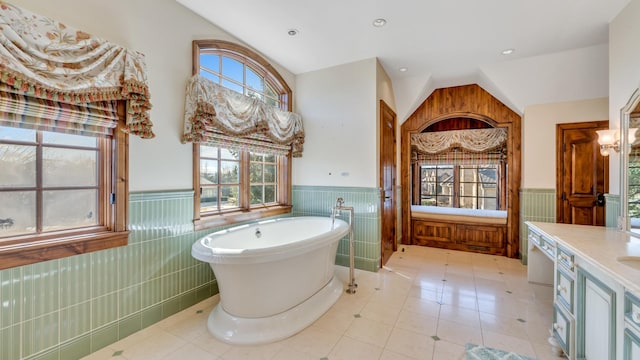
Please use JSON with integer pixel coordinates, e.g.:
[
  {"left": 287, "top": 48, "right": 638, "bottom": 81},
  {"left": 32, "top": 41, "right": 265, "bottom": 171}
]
[
  {"left": 380, "top": 100, "right": 397, "bottom": 266},
  {"left": 556, "top": 121, "right": 609, "bottom": 225}
]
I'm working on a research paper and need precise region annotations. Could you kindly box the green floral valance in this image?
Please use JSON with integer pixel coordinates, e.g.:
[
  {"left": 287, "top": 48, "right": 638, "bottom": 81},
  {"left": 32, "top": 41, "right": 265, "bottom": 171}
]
[
  {"left": 0, "top": 1, "right": 154, "bottom": 138},
  {"left": 182, "top": 75, "right": 304, "bottom": 157}
]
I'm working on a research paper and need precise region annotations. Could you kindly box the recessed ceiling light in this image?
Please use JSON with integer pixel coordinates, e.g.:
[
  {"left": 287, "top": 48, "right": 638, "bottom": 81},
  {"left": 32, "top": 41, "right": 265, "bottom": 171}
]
[
  {"left": 399, "top": 67, "right": 408, "bottom": 72},
  {"left": 287, "top": 29, "right": 298, "bottom": 36},
  {"left": 372, "top": 18, "right": 387, "bottom": 27},
  {"left": 501, "top": 48, "right": 515, "bottom": 55}
]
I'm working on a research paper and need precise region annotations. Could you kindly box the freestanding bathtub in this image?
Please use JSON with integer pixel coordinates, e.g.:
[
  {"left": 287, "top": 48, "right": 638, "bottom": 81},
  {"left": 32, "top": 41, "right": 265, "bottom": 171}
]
[{"left": 191, "top": 216, "right": 350, "bottom": 345}]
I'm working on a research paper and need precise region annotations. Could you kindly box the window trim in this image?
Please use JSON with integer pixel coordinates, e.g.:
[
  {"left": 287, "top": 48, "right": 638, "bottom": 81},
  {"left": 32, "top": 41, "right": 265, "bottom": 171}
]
[
  {"left": 192, "top": 40, "right": 293, "bottom": 231},
  {"left": 0, "top": 103, "right": 129, "bottom": 270}
]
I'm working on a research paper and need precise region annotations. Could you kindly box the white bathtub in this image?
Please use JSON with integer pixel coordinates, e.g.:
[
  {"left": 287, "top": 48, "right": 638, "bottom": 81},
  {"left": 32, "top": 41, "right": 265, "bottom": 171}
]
[{"left": 191, "top": 216, "right": 350, "bottom": 345}]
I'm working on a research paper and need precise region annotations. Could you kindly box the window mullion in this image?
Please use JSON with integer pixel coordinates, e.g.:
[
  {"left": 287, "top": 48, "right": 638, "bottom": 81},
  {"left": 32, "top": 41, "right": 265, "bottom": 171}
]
[{"left": 35, "top": 132, "right": 43, "bottom": 233}]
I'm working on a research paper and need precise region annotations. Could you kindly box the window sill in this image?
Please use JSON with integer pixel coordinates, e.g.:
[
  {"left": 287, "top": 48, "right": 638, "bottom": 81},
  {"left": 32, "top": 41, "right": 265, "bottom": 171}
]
[
  {"left": 0, "top": 230, "right": 129, "bottom": 270},
  {"left": 194, "top": 205, "right": 292, "bottom": 231}
]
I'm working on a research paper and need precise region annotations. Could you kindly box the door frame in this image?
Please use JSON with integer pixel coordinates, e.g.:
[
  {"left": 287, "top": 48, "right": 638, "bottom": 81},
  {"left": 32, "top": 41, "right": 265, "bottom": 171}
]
[
  {"left": 379, "top": 100, "right": 397, "bottom": 265},
  {"left": 555, "top": 120, "right": 609, "bottom": 224}
]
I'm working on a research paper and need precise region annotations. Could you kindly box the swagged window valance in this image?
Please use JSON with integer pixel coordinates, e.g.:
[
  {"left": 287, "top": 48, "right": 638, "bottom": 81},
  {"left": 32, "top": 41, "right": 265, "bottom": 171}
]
[
  {"left": 0, "top": 2, "right": 154, "bottom": 138},
  {"left": 182, "top": 75, "right": 304, "bottom": 157},
  {"left": 411, "top": 128, "right": 507, "bottom": 165}
]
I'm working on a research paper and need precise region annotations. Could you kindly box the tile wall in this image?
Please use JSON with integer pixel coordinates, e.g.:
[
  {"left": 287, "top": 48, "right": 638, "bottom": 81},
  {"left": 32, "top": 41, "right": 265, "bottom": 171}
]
[
  {"left": 0, "top": 191, "right": 218, "bottom": 360},
  {"left": 292, "top": 185, "right": 382, "bottom": 272},
  {"left": 604, "top": 194, "right": 621, "bottom": 228},
  {"left": 0, "top": 186, "right": 384, "bottom": 360},
  {"left": 519, "top": 188, "right": 556, "bottom": 265}
]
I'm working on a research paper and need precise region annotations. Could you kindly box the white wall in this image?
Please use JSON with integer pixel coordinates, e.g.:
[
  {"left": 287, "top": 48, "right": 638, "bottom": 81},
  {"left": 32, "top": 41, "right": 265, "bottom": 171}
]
[
  {"left": 10, "top": 0, "right": 296, "bottom": 192},
  {"left": 609, "top": 0, "right": 640, "bottom": 195},
  {"left": 522, "top": 98, "right": 609, "bottom": 189},
  {"left": 293, "top": 59, "right": 377, "bottom": 187},
  {"left": 376, "top": 59, "right": 398, "bottom": 186}
]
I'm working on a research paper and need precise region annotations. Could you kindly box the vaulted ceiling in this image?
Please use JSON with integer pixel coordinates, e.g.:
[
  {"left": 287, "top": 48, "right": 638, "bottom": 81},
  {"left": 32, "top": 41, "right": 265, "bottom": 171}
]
[{"left": 177, "top": 0, "right": 629, "bottom": 121}]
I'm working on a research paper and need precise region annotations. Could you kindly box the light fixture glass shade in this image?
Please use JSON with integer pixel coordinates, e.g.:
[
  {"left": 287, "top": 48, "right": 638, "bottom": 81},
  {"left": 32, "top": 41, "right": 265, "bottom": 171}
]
[{"left": 596, "top": 129, "right": 618, "bottom": 146}]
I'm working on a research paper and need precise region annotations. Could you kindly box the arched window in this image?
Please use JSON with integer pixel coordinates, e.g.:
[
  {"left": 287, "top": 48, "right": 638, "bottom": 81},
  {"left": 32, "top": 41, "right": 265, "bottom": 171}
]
[{"left": 192, "top": 40, "right": 293, "bottom": 229}]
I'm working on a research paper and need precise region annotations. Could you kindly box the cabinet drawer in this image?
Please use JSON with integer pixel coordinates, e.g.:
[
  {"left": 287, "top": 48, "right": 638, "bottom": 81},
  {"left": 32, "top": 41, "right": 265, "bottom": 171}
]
[
  {"left": 553, "top": 303, "right": 573, "bottom": 357},
  {"left": 625, "top": 291, "right": 640, "bottom": 331},
  {"left": 528, "top": 229, "right": 541, "bottom": 247},
  {"left": 557, "top": 245, "right": 575, "bottom": 273},
  {"left": 556, "top": 267, "right": 575, "bottom": 313},
  {"left": 624, "top": 326, "right": 640, "bottom": 360},
  {"left": 540, "top": 237, "right": 556, "bottom": 258}
]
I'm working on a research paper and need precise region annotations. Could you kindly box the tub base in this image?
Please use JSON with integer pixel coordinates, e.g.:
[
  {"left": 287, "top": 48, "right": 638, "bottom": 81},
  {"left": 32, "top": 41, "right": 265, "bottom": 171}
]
[{"left": 207, "top": 276, "right": 343, "bottom": 345}]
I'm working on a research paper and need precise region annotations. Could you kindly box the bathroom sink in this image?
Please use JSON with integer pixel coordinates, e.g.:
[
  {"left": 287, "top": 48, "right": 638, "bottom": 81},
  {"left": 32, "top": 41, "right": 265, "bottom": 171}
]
[{"left": 617, "top": 256, "right": 640, "bottom": 271}]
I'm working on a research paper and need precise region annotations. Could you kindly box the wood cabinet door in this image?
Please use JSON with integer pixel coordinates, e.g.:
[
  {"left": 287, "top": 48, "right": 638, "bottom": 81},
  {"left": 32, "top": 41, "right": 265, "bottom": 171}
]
[
  {"left": 380, "top": 100, "right": 397, "bottom": 266},
  {"left": 577, "top": 268, "right": 616, "bottom": 360}
]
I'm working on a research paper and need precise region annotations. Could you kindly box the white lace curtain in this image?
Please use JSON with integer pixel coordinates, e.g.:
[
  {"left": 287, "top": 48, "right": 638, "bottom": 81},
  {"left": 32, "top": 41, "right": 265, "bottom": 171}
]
[
  {"left": 182, "top": 75, "right": 304, "bottom": 157},
  {"left": 0, "top": 2, "right": 154, "bottom": 138}
]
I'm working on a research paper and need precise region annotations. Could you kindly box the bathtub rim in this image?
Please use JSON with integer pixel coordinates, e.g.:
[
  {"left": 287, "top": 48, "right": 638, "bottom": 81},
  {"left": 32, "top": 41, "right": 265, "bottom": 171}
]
[{"left": 192, "top": 216, "right": 350, "bottom": 264}]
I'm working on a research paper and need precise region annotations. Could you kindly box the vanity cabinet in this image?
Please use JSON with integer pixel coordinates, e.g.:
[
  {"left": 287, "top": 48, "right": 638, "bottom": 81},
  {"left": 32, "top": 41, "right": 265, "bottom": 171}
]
[
  {"left": 624, "top": 292, "right": 640, "bottom": 360},
  {"left": 525, "top": 221, "right": 640, "bottom": 360},
  {"left": 576, "top": 267, "right": 618, "bottom": 360}
]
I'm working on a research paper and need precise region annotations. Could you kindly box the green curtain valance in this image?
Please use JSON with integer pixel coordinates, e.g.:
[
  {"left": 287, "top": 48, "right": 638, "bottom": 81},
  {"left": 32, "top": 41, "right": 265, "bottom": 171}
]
[
  {"left": 182, "top": 75, "right": 304, "bottom": 157},
  {"left": 0, "top": 2, "right": 154, "bottom": 138}
]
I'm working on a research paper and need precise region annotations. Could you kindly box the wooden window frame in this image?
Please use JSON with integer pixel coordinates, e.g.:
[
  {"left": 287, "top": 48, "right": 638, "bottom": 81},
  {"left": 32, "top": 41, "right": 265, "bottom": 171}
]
[
  {"left": 192, "top": 40, "right": 292, "bottom": 231},
  {"left": 0, "top": 103, "right": 129, "bottom": 270}
]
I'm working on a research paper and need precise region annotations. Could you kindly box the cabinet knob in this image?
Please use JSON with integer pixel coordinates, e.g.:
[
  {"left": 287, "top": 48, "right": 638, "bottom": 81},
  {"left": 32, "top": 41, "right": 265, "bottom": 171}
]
[
  {"left": 553, "top": 323, "right": 563, "bottom": 332},
  {"left": 633, "top": 311, "right": 640, "bottom": 323},
  {"left": 557, "top": 285, "right": 566, "bottom": 294}
]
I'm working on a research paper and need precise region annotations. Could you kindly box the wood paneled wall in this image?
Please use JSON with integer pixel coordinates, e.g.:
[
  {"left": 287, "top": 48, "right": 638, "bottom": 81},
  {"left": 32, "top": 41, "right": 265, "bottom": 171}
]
[{"left": 401, "top": 84, "right": 522, "bottom": 258}]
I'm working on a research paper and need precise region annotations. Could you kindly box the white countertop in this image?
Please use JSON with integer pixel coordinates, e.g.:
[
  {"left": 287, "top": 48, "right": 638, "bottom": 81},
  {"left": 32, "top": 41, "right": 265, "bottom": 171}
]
[{"left": 527, "top": 222, "right": 640, "bottom": 295}]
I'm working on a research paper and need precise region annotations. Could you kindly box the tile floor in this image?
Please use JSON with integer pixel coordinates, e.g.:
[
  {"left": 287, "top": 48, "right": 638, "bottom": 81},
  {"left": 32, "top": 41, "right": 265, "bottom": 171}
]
[{"left": 81, "top": 246, "right": 567, "bottom": 360}]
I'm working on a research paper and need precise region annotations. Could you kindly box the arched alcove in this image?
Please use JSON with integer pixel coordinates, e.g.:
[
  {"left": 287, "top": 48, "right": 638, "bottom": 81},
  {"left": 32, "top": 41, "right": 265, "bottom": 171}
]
[{"left": 401, "top": 84, "right": 522, "bottom": 258}]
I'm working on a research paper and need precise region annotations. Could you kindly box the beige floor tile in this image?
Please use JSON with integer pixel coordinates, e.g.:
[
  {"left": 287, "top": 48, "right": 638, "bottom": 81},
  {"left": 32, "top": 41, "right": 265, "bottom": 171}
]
[
  {"left": 530, "top": 340, "right": 568, "bottom": 360},
  {"left": 218, "top": 341, "right": 284, "bottom": 360},
  {"left": 436, "top": 318, "right": 483, "bottom": 347},
  {"left": 360, "top": 299, "right": 403, "bottom": 325},
  {"left": 160, "top": 342, "right": 219, "bottom": 359},
  {"left": 385, "top": 327, "right": 435, "bottom": 360},
  {"left": 432, "top": 339, "right": 466, "bottom": 360},
  {"left": 394, "top": 310, "right": 438, "bottom": 336},
  {"left": 80, "top": 346, "right": 119, "bottom": 360},
  {"left": 284, "top": 324, "right": 342, "bottom": 357},
  {"left": 482, "top": 330, "right": 537, "bottom": 358},
  {"left": 311, "top": 305, "right": 356, "bottom": 335},
  {"left": 380, "top": 349, "right": 423, "bottom": 360},
  {"left": 271, "top": 347, "right": 317, "bottom": 360},
  {"left": 328, "top": 336, "right": 384, "bottom": 360},
  {"left": 479, "top": 311, "right": 529, "bottom": 341},
  {"left": 402, "top": 296, "right": 441, "bottom": 318},
  {"left": 439, "top": 304, "right": 480, "bottom": 328},
  {"left": 344, "top": 316, "right": 394, "bottom": 345},
  {"left": 115, "top": 329, "right": 187, "bottom": 360},
  {"left": 190, "top": 332, "right": 232, "bottom": 357}
]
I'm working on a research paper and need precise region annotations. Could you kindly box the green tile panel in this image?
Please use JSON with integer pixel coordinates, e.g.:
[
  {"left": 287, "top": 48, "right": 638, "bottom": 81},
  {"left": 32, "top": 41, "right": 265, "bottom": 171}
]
[
  {"left": 292, "top": 185, "right": 382, "bottom": 272},
  {"left": 519, "top": 188, "right": 556, "bottom": 265},
  {"left": 604, "top": 194, "right": 620, "bottom": 228}
]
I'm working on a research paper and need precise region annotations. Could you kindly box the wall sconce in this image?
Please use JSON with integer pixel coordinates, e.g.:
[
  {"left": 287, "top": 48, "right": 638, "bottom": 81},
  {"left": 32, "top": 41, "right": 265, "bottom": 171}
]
[{"left": 596, "top": 128, "right": 638, "bottom": 156}]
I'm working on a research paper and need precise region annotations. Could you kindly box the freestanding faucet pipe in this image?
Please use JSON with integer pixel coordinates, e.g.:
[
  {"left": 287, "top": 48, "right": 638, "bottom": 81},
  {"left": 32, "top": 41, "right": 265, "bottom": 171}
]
[{"left": 332, "top": 197, "right": 357, "bottom": 294}]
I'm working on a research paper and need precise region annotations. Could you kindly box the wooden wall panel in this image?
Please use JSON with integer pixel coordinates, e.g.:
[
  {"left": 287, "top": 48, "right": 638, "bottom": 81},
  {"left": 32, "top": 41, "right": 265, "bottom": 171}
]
[{"left": 401, "top": 84, "right": 522, "bottom": 258}]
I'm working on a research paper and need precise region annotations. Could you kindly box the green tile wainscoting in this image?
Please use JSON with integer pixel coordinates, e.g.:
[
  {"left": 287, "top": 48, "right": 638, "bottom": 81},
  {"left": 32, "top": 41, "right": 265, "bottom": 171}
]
[
  {"left": 0, "top": 191, "right": 220, "bottom": 360},
  {"left": 604, "top": 194, "right": 621, "bottom": 228},
  {"left": 519, "top": 188, "right": 556, "bottom": 265},
  {"left": 292, "top": 185, "right": 382, "bottom": 272}
]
